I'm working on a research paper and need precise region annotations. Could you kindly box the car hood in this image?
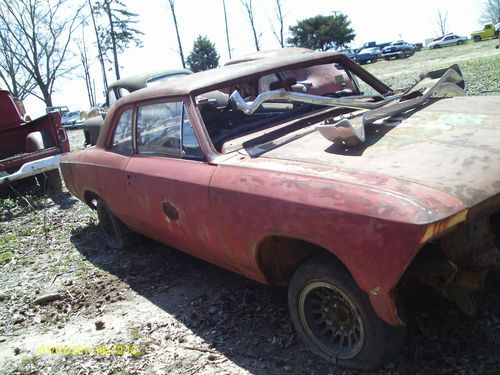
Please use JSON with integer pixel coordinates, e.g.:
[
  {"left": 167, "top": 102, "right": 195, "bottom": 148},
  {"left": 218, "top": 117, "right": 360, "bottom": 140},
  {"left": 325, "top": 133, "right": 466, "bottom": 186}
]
[{"left": 225, "top": 96, "right": 500, "bottom": 212}]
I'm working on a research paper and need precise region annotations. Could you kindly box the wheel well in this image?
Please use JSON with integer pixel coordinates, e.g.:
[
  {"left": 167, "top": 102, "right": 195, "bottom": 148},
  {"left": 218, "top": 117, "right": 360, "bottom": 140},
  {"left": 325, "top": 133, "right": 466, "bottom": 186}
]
[
  {"left": 256, "top": 236, "right": 350, "bottom": 286},
  {"left": 83, "top": 190, "right": 100, "bottom": 209}
]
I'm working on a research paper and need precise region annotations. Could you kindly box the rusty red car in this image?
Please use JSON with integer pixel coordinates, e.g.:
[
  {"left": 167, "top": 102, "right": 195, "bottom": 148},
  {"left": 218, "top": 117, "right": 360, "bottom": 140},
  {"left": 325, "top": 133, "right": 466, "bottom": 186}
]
[{"left": 60, "top": 50, "right": 500, "bottom": 370}]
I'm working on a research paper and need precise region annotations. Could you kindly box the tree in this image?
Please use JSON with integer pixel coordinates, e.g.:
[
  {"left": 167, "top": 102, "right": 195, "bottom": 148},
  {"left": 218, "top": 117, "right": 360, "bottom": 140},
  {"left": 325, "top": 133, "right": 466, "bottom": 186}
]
[
  {"left": 0, "top": 28, "right": 37, "bottom": 101},
  {"left": 222, "top": 0, "right": 232, "bottom": 59},
  {"left": 88, "top": 0, "right": 108, "bottom": 94},
  {"left": 168, "top": 0, "right": 186, "bottom": 68},
  {"left": 287, "top": 14, "right": 356, "bottom": 51},
  {"left": 0, "top": 0, "right": 84, "bottom": 107},
  {"left": 93, "top": 0, "right": 143, "bottom": 80},
  {"left": 78, "top": 26, "right": 97, "bottom": 107},
  {"left": 481, "top": 0, "right": 500, "bottom": 23},
  {"left": 186, "top": 36, "right": 220, "bottom": 73},
  {"left": 436, "top": 9, "right": 449, "bottom": 36},
  {"left": 241, "top": 0, "right": 261, "bottom": 51},
  {"left": 272, "top": 0, "right": 286, "bottom": 48}
]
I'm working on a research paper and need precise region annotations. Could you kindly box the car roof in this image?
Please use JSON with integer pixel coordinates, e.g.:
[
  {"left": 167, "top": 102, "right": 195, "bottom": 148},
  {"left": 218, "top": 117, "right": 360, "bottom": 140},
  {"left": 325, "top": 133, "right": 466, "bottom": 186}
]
[
  {"left": 108, "top": 68, "right": 193, "bottom": 92},
  {"left": 120, "top": 50, "right": 363, "bottom": 103}
]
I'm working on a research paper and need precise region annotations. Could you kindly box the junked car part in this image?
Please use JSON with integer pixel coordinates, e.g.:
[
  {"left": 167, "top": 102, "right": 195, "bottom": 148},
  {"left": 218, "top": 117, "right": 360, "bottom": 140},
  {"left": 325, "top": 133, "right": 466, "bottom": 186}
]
[{"left": 316, "top": 65, "right": 465, "bottom": 146}]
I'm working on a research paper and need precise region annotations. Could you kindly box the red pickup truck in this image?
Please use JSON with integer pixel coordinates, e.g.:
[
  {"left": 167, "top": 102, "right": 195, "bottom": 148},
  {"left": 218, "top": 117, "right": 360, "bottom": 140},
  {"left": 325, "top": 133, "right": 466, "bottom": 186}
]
[
  {"left": 0, "top": 91, "right": 70, "bottom": 188},
  {"left": 60, "top": 50, "right": 500, "bottom": 370}
]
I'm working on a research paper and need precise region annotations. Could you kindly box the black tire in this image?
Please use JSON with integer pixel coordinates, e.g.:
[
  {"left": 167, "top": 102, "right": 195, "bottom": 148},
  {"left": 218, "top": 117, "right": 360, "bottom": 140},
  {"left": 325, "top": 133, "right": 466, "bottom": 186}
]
[
  {"left": 288, "top": 254, "right": 405, "bottom": 370},
  {"left": 45, "top": 169, "right": 62, "bottom": 190},
  {"left": 36, "top": 169, "right": 62, "bottom": 192},
  {"left": 473, "top": 35, "right": 481, "bottom": 42},
  {"left": 457, "top": 40, "right": 464, "bottom": 45},
  {"left": 435, "top": 44, "right": 442, "bottom": 48},
  {"left": 96, "top": 199, "right": 134, "bottom": 249}
]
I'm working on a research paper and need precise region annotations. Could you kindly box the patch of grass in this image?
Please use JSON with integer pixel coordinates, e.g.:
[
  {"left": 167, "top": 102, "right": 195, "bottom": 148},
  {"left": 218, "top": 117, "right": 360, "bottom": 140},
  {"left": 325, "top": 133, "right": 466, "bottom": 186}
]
[
  {"left": 129, "top": 326, "right": 143, "bottom": 341},
  {"left": 364, "top": 39, "right": 500, "bottom": 96},
  {"left": 0, "top": 234, "right": 19, "bottom": 266}
]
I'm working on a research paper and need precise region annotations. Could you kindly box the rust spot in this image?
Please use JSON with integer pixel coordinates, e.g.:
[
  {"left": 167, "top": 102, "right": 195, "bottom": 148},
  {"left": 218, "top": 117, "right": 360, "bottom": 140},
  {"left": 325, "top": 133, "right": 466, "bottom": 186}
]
[{"left": 420, "top": 209, "right": 468, "bottom": 244}]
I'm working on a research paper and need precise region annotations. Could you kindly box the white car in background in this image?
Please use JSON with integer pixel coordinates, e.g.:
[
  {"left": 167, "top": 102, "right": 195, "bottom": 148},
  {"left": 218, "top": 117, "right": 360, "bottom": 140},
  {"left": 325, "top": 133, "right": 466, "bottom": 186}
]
[{"left": 428, "top": 34, "right": 467, "bottom": 48}]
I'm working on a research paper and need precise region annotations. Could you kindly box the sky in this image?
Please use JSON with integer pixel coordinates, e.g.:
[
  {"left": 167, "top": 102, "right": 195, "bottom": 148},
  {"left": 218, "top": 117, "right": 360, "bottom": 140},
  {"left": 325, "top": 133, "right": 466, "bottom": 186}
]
[{"left": 24, "top": 0, "right": 485, "bottom": 117}]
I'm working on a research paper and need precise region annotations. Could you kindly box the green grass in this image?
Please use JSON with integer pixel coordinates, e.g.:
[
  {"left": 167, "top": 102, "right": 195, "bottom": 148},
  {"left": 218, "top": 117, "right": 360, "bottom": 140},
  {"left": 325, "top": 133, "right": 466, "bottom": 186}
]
[
  {"left": 363, "top": 39, "right": 500, "bottom": 95},
  {"left": 0, "top": 234, "right": 19, "bottom": 266}
]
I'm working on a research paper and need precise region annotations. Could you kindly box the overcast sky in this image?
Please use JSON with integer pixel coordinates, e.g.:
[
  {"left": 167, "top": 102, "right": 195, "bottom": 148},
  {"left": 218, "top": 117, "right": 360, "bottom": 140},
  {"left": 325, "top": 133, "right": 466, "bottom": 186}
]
[{"left": 25, "top": 0, "right": 485, "bottom": 116}]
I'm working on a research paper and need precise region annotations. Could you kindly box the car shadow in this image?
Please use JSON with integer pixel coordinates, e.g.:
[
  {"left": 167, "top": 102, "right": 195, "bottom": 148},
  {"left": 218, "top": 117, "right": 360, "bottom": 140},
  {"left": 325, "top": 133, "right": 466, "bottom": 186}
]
[{"left": 69, "top": 223, "right": 500, "bottom": 374}]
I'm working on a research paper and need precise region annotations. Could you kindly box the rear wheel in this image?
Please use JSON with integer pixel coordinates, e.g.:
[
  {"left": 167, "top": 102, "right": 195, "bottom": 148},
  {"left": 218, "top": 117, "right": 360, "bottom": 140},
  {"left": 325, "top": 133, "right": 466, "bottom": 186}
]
[
  {"left": 288, "top": 254, "right": 405, "bottom": 370},
  {"left": 96, "top": 199, "right": 134, "bottom": 249},
  {"left": 36, "top": 169, "right": 62, "bottom": 192}
]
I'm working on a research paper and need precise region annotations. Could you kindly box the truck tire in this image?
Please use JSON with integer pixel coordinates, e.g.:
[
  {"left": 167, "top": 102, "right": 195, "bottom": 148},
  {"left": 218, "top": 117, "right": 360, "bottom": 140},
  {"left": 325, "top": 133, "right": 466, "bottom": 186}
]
[
  {"left": 96, "top": 199, "right": 134, "bottom": 249},
  {"left": 288, "top": 254, "right": 405, "bottom": 370},
  {"left": 473, "top": 35, "right": 481, "bottom": 42}
]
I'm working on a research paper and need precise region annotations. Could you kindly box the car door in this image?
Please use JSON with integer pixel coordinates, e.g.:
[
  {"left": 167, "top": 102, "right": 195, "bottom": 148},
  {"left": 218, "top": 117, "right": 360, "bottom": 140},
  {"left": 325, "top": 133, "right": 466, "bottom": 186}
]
[
  {"left": 93, "top": 105, "right": 136, "bottom": 224},
  {"left": 125, "top": 99, "right": 234, "bottom": 268}
]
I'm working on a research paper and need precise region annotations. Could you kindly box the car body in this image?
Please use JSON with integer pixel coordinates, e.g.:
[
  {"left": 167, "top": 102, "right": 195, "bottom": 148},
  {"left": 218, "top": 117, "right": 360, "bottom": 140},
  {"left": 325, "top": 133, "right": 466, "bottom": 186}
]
[
  {"left": 428, "top": 34, "right": 467, "bottom": 48},
  {"left": 382, "top": 41, "right": 415, "bottom": 60},
  {"left": 471, "top": 22, "right": 499, "bottom": 42},
  {"left": 61, "top": 50, "right": 500, "bottom": 370},
  {"left": 82, "top": 68, "right": 192, "bottom": 146},
  {"left": 353, "top": 47, "right": 381, "bottom": 64}
]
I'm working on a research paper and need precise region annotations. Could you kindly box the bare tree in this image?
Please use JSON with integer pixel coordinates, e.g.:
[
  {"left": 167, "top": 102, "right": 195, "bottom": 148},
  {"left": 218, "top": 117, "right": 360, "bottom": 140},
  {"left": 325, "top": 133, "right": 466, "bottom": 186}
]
[
  {"left": 89, "top": 0, "right": 108, "bottom": 92},
  {"left": 0, "top": 28, "right": 37, "bottom": 100},
  {"left": 481, "top": 0, "right": 500, "bottom": 23},
  {"left": 78, "top": 26, "right": 96, "bottom": 107},
  {"left": 436, "top": 9, "right": 449, "bottom": 36},
  {"left": 168, "top": 0, "right": 186, "bottom": 68},
  {"left": 271, "top": 0, "right": 285, "bottom": 47},
  {"left": 0, "top": 0, "right": 84, "bottom": 107},
  {"left": 241, "top": 0, "right": 260, "bottom": 51},
  {"left": 222, "top": 0, "right": 232, "bottom": 59}
]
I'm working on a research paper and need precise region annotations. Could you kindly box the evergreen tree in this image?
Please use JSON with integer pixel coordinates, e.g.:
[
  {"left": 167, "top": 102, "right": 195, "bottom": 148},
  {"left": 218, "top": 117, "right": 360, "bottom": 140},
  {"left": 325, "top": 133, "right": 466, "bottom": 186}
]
[
  {"left": 93, "top": 0, "right": 143, "bottom": 80},
  {"left": 186, "top": 36, "right": 220, "bottom": 73},
  {"left": 287, "top": 14, "right": 355, "bottom": 51}
]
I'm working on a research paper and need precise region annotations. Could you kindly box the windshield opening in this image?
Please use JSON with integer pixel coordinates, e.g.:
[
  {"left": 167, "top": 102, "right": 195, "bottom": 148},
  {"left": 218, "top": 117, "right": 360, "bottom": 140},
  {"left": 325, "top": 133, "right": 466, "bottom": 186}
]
[{"left": 195, "top": 61, "right": 389, "bottom": 153}]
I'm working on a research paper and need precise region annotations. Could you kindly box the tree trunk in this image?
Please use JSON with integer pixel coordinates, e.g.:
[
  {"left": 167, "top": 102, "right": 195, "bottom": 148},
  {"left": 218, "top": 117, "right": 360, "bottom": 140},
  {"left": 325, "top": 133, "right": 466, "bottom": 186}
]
[
  {"left": 105, "top": 0, "right": 120, "bottom": 80},
  {"left": 169, "top": 0, "right": 185, "bottom": 68},
  {"left": 222, "top": 0, "right": 231, "bottom": 59},
  {"left": 88, "top": 0, "right": 108, "bottom": 93}
]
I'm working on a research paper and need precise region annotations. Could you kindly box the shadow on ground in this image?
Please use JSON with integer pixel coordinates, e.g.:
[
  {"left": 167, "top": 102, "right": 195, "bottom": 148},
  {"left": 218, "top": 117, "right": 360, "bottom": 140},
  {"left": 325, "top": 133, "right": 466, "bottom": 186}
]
[{"left": 70, "top": 223, "right": 500, "bottom": 374}]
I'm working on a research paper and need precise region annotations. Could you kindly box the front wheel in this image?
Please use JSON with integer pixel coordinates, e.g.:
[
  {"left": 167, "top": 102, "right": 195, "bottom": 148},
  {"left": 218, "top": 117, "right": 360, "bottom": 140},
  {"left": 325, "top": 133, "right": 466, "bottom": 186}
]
[
  {"left": 457, "top": 40, "right": 464, "bottom": 45},
  {"left": 288, "top": 254, "right": 405, "bottom": 370},
  {"left": 96, "top": 199, "right": 134, "bottom": 249},
  {"left": 473, "top": 35, "right": 481, "bottom": 42}
]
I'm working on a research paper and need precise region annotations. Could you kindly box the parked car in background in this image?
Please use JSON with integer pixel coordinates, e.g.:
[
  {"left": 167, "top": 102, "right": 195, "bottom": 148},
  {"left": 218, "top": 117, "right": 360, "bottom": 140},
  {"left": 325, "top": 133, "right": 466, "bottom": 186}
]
[
  {"left": 428, "top": 34, "right": 467, "bottom": 48},
  {"left": 82, "top": 68, "right": 192, "bottom": 146},
  {"left": 46, "top": 106, "right": 69, "bottom": 114},
  {"left": 353, "top": 47, "right": 381, "bottom": 64},
  {"left": 61, "top": 49, "right": 500, "bottom": 370},
  {"left": 471, "top": 22, "right": 499, "bottom": 42},
  {"left": 61, "top": 110, "right": 83, "bottom": 128},
  {"left": 338, "top": 48, "right": 356, "bottom": 59},
  {"left": 382, "top": 41, "right": 415, "bottom": 60}
]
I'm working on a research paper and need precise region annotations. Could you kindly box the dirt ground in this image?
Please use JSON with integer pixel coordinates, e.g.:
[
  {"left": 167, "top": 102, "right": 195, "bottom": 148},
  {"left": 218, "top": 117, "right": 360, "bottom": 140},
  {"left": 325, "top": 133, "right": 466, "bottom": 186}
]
[{"left": 1, "top": 43, "right": 500, "bottom": 374}]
